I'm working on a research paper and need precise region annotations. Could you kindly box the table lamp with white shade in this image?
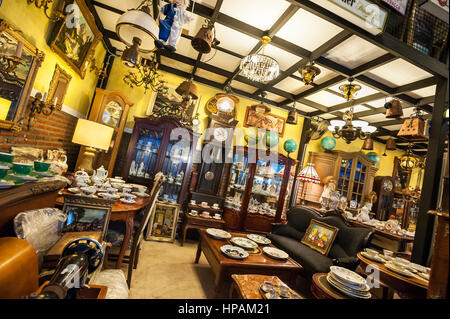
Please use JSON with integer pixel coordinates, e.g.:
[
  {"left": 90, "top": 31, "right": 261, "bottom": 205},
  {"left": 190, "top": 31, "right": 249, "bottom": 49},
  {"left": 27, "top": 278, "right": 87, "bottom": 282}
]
[{"left": 72, "top": 119, "right": 114, "bottom": 174}]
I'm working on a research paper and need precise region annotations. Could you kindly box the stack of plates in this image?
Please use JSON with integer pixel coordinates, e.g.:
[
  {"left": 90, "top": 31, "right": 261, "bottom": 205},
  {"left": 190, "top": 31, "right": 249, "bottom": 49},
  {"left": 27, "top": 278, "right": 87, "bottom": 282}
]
[{"left": 327, "top": 266, "right": 371, "bottom": 299}]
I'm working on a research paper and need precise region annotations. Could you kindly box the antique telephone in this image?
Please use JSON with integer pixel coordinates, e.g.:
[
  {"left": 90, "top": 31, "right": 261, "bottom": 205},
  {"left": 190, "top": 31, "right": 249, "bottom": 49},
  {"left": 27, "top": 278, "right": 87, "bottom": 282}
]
[{"left": 30, "top": 238, "right": 103, "bottom": 299}]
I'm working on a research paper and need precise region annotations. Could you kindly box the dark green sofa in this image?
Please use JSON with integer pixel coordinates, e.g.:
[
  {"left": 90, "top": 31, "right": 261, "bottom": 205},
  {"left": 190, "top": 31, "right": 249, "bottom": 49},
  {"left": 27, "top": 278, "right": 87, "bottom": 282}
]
[{"left": 267, "top": 206, "right": 374, "bottom": 276}]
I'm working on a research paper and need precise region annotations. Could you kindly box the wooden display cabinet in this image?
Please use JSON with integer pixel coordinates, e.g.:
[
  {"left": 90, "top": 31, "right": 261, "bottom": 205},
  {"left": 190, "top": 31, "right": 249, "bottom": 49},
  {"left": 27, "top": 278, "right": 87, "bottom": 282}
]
[
  {"left": 302, "top": 151, "right": 378, "bottom": 209},
  {"left": 223, "top": 146, "right": 296, "bottom": 233},
  {"left": 76, "top": 88, "right": 134, "bottom": 175},
  {"left": 122, "top": 116, "right": 199, "bottom": 206}
]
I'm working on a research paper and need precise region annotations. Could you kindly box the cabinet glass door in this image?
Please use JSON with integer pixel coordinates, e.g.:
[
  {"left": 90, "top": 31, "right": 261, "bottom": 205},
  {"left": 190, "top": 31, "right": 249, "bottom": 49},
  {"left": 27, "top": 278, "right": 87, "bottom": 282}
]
[
  {"left": 337, "top": 159, "right": 352, "bottom": 199},
  {"left": 129, "top": 129, "right": 163, "bottom": 179},
  {"left": 351, "top": 161, "right": 367, "bottom": 203},
  {"left": 248, "top": 160, "right": 285, "bottom": 218},
  {"left": 158, "top": 137, "right": 190, "bottom": 203},
  {"left": 225, "top": 151, "right": 250, "bottom": 211}
]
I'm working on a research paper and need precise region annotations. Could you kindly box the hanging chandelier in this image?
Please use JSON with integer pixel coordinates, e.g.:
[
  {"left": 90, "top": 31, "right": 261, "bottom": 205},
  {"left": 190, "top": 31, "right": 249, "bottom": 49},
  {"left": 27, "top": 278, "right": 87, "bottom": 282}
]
[
  {"left": 123, "top": 54, "right": 167, "bottom": 94},
  {"left": 400, "top": 144, "right": 419, "bottom": 169},
  {"left": 216, "top": 84, "right": 239, "bottom": 114},
  {"left": 240, "top": 36, "right": 280, "bottom": 83},
  {"left": 116, "top": 0, "right": 159, "bottom": 53},
  {"left": 299, "top": 61, "right": 321, "bottom": 85},
  {"left": 339, "top": 77, "right": 361, "bottom": 101},
  {"left": 328, "top": 106, "right": 377, "bottom": 144}
]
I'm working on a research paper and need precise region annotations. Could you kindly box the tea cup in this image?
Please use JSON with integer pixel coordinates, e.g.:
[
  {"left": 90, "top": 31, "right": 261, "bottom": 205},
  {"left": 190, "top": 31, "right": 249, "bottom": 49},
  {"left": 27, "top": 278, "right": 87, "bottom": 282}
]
[
  {"left": 214, "top": 213, "right": 221, "bottom": 219},
  {"left": 122, "top": 187, "right": 132, "bottom": 194},
  {"left": 383, "top": 249, "right": 394, "bottom": 257},
  {"left": 190, "top": 200, "right": 196, "bottom": 205},
  {"left": 107, "top": 187, "right": 118, "bottom": 194},
  {"left": 212, "top": 203, "right": 219, "bottom": 209},
  {"left": 34, "top": 161, "right": 51, "bottom": 172},
  {"left": 80, "top": 186, "right": 96, "bottom": 196},
  {"left": 124, "top": 193, "right": 137, "bottom": 202},
  {"left": 12, "top": 162, "right": 33, "bottom": 176},
  {"left": 201, "top": 202, "right": 208, "bottom": 207},
  {"left": 0, "top": 165, "right": 9, "bottom": 179},
  {"left": 0, "top": 152, "right": 14, "bottom": 165}
]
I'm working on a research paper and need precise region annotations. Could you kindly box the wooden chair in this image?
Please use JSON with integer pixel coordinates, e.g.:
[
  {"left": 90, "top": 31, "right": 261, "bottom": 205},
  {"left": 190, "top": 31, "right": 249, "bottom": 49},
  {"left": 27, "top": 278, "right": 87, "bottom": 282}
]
[{"left": 99, "top": 172, "right": 164, "bottom": 289}]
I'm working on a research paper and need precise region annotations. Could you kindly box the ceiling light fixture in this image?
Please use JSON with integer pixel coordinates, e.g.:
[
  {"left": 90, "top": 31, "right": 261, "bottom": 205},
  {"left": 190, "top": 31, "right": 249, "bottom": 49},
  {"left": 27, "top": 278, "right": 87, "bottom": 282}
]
[
  {"left": 298, "top": 61, "right": 321, "bottom": 85},
  {"left": 400, "top": 144, "right": 419, "bottom": 169},
  {"left": 328, "top": 105, "right": 377, "bottom": 144},
  {"left": 123, "top": 54, "right": 167, "bottom": 94},
  {"left": 116, "top": 0, "right": 159, "bottom": 53},
  {"left": 121, "top": 37, "right": 142, "bottom": 68},
  {"left": 240, "top": 36, "right": 280, "bottom": 83},
  {"left": 339, "top": 77, "right": 361, "bottom": 101},
  {"left": 287, "top": 100, "right": 298, "bottom": 125},
  {"left": 216, "top": 84, "right": 239, "bottom": 114}
]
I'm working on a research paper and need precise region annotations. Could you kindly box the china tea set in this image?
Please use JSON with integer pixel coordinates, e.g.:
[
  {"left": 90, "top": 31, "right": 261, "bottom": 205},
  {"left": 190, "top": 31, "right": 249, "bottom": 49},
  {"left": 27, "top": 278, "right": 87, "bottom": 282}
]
[
  {"left": 69, "top": 166, "right": 148, "bottom": 204},
  {"left": 0, "top": 151, "right": 57, "bottom": 188},
  {"left": 189, "top": 200, "right": 221, "bottom": 219}
]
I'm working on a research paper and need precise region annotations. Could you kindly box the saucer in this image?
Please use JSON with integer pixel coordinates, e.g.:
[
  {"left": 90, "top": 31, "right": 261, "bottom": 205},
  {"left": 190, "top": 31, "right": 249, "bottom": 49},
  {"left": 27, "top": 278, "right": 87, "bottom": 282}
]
[
  {"left": 67, "top": 187, "right": 81, "bottom": 194},
  {"left": 0, "top": 180, "right": 15, "bottom": 188},
  {"left": 132, "top": 191, "right": 149, "bottom": 198},
  {"left": 98, "top": 192, "right": 120, "bottom": 200},
  {"left": 12, "top": 174, "right": 38, "bottom": 182},
  {"left": 120, "top": 198, "right": 136, "bottom": 205}
]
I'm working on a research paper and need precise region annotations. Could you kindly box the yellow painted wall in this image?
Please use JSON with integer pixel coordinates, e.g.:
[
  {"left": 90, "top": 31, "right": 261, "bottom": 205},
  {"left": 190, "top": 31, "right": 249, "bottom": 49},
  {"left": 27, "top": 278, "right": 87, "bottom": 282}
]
[
  {"left": 105, "top": 59, "right": 305, "bottom": 159},
  {"left": 0, "top": 1, "right": 106, "bottom": 116},
  {"left": 303, "top": 131, "right": 406, "bottom": 177}
]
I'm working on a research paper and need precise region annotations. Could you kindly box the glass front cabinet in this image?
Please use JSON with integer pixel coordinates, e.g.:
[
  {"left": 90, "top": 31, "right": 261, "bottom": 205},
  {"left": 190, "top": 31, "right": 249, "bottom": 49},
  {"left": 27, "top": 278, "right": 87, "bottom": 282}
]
[
  {"left": 122, "top": 116, "right": 199, "bottom": 206},
  {"left": 224, "top": 146, "right": 297, "bottom": 233}
]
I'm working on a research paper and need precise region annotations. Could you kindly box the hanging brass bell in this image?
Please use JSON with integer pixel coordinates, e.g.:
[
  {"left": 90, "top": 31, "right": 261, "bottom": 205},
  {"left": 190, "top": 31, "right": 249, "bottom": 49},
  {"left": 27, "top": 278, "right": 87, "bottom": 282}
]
[
  {"left": 386, "top": 138, "right": 396, "bottom": 150},
  {"left": 362, "top": 138, "right": 374, "bottom": 150},
  {"left": 386, "top": 99, "right": 403, "bottom": 118},
  {"left": 192, "top": 21, "right": 220, "bottom": 54},
  {"left": 176, "top": 79, "right": 199, "bottom": 100}
]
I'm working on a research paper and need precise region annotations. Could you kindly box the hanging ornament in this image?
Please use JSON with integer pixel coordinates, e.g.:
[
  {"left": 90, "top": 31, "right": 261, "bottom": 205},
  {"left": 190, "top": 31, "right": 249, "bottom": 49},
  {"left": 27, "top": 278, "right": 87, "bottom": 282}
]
[
  {"left": 298, "top": 61, "right": 321, "bottom": 85},
  {"left": 192, "top": 19, "right": 220, "bottom": 54}
]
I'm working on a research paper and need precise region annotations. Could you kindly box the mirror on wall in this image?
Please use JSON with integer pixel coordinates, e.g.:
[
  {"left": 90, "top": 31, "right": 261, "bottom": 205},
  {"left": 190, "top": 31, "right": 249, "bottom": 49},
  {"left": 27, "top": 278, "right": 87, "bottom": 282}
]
[{"left": 0, "top": 19, "right": 44, "bottom": 131}]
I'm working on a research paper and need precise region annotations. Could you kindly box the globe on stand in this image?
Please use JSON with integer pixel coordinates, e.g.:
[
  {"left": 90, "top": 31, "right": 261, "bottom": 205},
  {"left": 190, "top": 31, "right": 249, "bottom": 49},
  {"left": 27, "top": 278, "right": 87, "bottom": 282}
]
[
  {"left": 283, "top": 139, "right": 297, "bottom": 158},
  {"left": 321, "top": 136, "right": 336, "bottom": 151}
]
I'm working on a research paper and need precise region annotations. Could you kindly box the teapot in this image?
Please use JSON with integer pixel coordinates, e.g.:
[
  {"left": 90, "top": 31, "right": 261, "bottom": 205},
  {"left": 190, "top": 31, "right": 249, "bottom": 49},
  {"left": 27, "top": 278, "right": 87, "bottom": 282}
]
[
  {"left": 93, "top": 165, "right": 109, "bottom": 183},
  {"left": 46, "top": 149, "right": 68, "bottom": 175},
  {"left": 75, "top": 169, "right": 91, "bottom": 186}
]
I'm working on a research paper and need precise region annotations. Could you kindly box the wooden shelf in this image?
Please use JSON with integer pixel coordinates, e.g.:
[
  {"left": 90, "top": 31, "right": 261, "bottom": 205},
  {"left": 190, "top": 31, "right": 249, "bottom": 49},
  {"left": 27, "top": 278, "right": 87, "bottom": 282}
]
[{"left": 188, "top": 203, "right": 223, "bottom": 213}]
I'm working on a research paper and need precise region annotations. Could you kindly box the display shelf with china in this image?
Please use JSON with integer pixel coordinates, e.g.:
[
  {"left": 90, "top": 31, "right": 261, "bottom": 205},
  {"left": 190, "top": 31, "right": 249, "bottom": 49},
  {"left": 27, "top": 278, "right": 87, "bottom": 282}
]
[
  {"left": 390, "top": 191, "right": 420, "bottom": 232},
  {"left": 223, "top": 146, "right": 296, "bottom": 233},
  {"left": 76, "top": 89, "right": 134, "bottom": 176},
  {"left": 122, "top": 116, "right": 199, "bottom": 207},
  {"left": 302, "top": 151, "right": 378, "bottom": 210}
]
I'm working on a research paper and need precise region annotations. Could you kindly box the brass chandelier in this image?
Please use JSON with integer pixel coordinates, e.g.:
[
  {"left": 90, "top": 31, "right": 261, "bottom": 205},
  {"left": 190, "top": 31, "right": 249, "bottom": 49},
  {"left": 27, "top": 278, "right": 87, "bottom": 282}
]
[
  {"left": 240, "top": 36, "right": 280, "bottom": 83},
  {"left": 123, "top": 54, "right": 167, "bottom": 94},
  {"left": 298, "top": 61, "right": 321, "bottom": 85},
  {"left": 328, "top": 78, "right": 376, "bottom": 143}
]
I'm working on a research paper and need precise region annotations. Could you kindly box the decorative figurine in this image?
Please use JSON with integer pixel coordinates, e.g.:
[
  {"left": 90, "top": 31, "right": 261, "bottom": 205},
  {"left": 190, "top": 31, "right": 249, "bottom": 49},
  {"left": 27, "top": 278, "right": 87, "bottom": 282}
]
[
  {"left": 320, "top": 175, "right": 336, "bottom": 204},
  {"left": 155, "top": 0, "right": 193, "bottom": 52}
]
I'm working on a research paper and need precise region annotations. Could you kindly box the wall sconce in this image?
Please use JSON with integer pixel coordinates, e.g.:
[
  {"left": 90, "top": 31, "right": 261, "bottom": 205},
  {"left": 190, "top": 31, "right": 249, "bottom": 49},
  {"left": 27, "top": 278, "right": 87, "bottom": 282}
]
[
  {"left": 0, "top": 41, "right": 24, "bottom": 76},
  {"left": 27, "top": 91, "right": 59, "bottom": 130},
  {"left": 298, "top": 61, "right": 321, "bottom": 85},
  {"left": 26, "top": 0, "right": 66, "bottom": 22},
  {"left": 89, "top": 56, "right": 107, "bottom": 80}
]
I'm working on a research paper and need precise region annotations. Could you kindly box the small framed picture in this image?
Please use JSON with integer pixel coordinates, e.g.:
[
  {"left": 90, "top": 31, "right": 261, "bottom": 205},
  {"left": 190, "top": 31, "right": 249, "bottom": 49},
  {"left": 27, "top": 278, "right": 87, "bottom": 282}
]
[
  {"left": 145, "top": 201, "right": 180, "bottom": 243},
  {"left": 62, "top": 194, "right": 114, "bottom": 241},
  {"left": 301, "top": 219, "right": 339, "bottom": 256}
]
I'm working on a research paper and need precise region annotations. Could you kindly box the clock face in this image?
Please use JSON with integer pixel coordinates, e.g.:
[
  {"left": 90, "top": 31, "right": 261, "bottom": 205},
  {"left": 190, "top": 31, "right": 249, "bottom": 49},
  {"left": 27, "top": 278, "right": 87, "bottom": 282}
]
[
  {"left": 102, "top": 101, "right": 122, "bottom": 128},
  {"left": 383, "top": 180, "right": 393, "bottom": 192},
  {"left": 213, "top": 127, "right": 228, "bottom": 142}
]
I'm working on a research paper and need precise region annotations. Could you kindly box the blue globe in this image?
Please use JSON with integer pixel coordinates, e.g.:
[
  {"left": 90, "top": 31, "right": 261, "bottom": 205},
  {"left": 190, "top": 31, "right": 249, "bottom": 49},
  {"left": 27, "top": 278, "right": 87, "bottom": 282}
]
[
  {"left": 366, "top": 152, "right": 380, "bottom": 164},
  {"left": 284, "top": 139, "right": 297, "bottom": 153},
  {"left": 321, "top": 137, "right": 336, "bottom": 151}
]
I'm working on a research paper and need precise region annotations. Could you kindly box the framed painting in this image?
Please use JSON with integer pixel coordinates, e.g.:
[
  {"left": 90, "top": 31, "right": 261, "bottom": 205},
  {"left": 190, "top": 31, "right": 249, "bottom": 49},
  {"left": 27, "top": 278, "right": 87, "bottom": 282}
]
[
  {"left": 61, "top": 194, "right": 114, "bottom": 241},
  {"left": 244, "top": 105, "right": 286, "bottom": 137},
  {"left": 0, "top": 19, "right": 44, "bottom": 131},
  {"left": 145, "top": 201, "right": 180, "bottom": 242},
  {"left": 301, "top": 219, "right": 339, "bottom": 256},
  {"left": 146, "top": 84, "right": 201, "bottom": 121},
  {"left": 46, "top": 64, "right": 72, "bottom": 110},
  {"left": 49, "top": 0, "right": 102, "bottom": 79}
]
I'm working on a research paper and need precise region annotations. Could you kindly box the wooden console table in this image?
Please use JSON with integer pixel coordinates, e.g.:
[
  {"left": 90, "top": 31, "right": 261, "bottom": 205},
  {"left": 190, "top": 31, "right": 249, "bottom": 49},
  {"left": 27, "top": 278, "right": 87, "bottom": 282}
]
[
  {"left": 181, "top": 214, "right": 225, "bottom": 246},
  {"left": 0, "top": 179, "right": 68, "bottom": 237}
]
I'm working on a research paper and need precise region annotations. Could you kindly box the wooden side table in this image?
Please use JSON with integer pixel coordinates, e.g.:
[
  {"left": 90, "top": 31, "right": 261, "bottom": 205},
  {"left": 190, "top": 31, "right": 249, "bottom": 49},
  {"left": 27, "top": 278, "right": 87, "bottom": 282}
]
[
  {"left": 311, "top": 273, "right": 347, "bottom": 299},
  {"left": 181, "top": 214, "right": 225, "bottom": 246},
  {"left": 229, "top": 274, "right": 303, "bottom": 299}
]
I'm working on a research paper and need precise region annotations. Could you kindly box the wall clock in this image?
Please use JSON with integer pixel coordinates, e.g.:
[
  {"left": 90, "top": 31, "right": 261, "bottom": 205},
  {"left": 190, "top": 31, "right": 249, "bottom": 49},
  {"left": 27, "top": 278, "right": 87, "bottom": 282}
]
[
  {"left": 383, "top": 179, "right": 393, "bottom": 192},
  {"left": 213, "top": 127, "right": 229, "bottom": 142}
]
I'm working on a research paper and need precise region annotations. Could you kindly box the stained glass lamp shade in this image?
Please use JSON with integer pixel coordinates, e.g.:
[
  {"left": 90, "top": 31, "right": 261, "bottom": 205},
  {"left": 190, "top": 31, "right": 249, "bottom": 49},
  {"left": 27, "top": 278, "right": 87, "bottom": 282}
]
[{"left": 298, "top": 163, "right": 321, "bottom": 184}]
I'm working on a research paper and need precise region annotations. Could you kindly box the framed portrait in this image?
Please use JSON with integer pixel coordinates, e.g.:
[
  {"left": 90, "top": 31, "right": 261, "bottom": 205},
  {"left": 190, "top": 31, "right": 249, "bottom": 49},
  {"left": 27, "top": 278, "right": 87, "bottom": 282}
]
[
  {"left": 0, "top": 19, "right": 44, "bottom": 131},
  {"left": 46, "top": 64, "right": 72, "bottom": 110},
  {"left": 146, "top": 84, "right": 201, "bottom": 120},
  {"left": 244, "top": 105, "right": 286, "bottom": 137},
  {"left": 49, "top": 0, "right": 102, "bottom": 79},
  {"left": 301, "top": 219, "right": 339, "bottom": 256},
  {"left": 145, "top": 201, "right": 180, "bottom": 242},
  {"left": 61, "top": 194, "right": 114, "bottom": 241}
]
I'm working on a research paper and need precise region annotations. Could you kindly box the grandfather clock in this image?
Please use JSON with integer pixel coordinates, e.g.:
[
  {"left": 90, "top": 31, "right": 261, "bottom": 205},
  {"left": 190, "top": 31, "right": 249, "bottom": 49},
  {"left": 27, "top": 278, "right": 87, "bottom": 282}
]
[
  {"left": 373, "top": 176, "right": 395, "bottom": 220},
  {"left": 76, "top": 88, "right": 133, "bottom": 175}
]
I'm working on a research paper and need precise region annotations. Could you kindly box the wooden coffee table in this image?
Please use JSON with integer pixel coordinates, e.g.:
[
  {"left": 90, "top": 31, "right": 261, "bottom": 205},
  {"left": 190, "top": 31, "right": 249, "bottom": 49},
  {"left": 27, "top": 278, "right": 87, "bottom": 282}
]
[{"left": 194, "top": 229, "right": 303, "bottom": 298}]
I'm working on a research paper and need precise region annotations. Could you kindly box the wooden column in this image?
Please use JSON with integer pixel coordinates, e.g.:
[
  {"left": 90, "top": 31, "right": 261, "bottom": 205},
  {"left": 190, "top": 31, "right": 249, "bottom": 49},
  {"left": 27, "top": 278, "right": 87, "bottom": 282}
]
[{"left": 411, "top": 77, "right": 449, "bottom": 265}]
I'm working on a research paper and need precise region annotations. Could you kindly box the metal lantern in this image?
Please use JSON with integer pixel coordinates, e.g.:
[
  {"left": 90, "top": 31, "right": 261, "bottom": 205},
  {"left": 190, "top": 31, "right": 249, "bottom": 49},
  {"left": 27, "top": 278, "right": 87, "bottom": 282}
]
[
  {"left": 339, "top": 78, "right": 361, "bottom": 101},
  {"left": 287, "top": 101, "right": 298, "bottom": 125},
  {"left": 176, "top": 79, "right": 199, "bottom": 100},
  {"left": 191, "top": 19, "right": 219, "bottom": 54},
  {"left": 362, "top": 138, "right": 374, "bottom": 150},
  {"left": 386, "top": 99, "right": 403, "bottom": 118},
  {"left": 121, "top": 37, "right": 141, "bottom": 68},
  {"left": 299, "top": 62, "right": 321, "bottom": 85},
  {"left": 386, "top": 138, "right": 396, "bottom": 150}
]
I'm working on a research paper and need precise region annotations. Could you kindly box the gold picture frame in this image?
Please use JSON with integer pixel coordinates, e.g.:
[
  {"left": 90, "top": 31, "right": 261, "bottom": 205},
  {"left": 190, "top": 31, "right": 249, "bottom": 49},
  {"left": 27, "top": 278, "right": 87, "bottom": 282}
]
[
  {"left": 244, "top": 105, "right": 286, "bottom": 137},
  {"left": 0, "top": 19, "right": 45, "bottom": 131},
  {"left": 49, "top": 0, "right": 102, "bottom": 79},
  {"left": 46, "top": 64, "right": 72, "bottom": 110},
  {"left": 145, "top": 201, "right": 180, "bottom": 243},
  {"left": 301, "top": 219, "right": 339, "bottom": 256}
]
